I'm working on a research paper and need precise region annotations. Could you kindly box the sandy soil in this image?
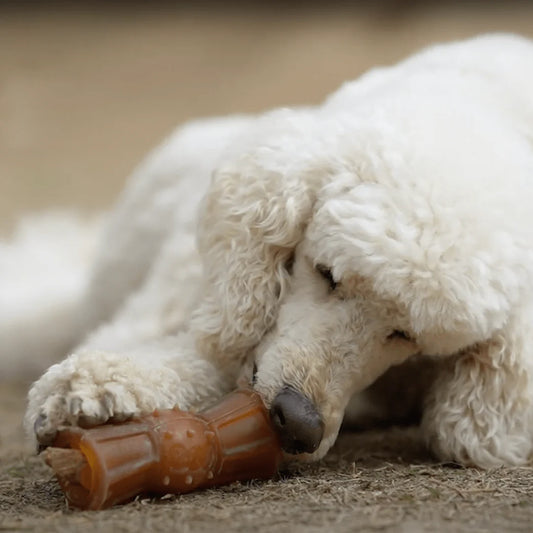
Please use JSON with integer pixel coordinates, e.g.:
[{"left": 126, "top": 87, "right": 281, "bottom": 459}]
[{"left": 2, "top": 3, "right": 533, "bottom": 532}]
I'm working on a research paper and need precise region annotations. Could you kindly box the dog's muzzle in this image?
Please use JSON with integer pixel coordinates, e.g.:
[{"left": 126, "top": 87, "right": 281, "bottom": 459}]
[{"left": 269, "top": 386, "right": 324, "bottom": 454}]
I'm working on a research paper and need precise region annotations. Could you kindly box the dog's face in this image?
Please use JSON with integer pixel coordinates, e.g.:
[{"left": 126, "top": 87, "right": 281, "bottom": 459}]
[
  {"left": 251, "top": 187, "right": 435, "bottom": 460},
  {"left": 253, "top": 243, "right": 420, "bottom": 460},
  {"left": 251, "top": 174, "right": 524, "bottom": 460}
]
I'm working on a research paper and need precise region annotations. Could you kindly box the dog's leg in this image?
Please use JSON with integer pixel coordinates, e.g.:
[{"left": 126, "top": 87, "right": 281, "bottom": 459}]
[
  {"left": 25, "top": 233, "right": 237, "bottom": 447},
  {"left": 26, "top": 331, "right": 234, "bottom": 447},
  {"left": 23, "top": 116, "right": 256, "bottom": 448},
  {"left": 421, "top": 328, "right": 533, "bottom": 467}
]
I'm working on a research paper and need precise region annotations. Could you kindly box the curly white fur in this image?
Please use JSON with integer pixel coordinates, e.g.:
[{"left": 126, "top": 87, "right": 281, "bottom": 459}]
[{"left": 6, "top": 33, "right": 533, "bottom": 468}]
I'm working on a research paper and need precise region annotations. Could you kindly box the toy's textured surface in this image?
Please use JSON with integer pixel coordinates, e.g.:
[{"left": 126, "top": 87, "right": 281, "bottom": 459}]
[{"left": 44, "top": 389, "right": 282, "bottom": 510}]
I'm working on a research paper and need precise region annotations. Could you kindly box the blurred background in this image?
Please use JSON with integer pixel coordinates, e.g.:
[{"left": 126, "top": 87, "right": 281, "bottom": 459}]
[{"left": 1, "top": 1, "right": 533, "bottom": 231}]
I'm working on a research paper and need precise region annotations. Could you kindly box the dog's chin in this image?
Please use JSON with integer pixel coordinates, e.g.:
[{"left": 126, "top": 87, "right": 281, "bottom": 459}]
[{"left": 281, "top": 428, "right": 339, "bottom": 463}]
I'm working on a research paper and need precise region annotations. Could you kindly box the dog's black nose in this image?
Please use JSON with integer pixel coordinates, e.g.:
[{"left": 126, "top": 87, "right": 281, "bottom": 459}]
[{"left": 269, "top": 386, "right": 324, "bottom": 454}]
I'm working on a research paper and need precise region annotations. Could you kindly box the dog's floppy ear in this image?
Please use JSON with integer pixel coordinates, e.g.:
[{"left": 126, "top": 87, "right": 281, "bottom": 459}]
[
  {"left": 191, "top": 141, "right": 320, "bottom": 368},
  {"left": 422, "top": 317, "right": 533, "bottom": 467}
]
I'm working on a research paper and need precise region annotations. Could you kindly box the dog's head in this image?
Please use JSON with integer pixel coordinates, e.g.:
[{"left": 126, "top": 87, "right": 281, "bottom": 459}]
[{"left": 193, "top": 108, "right": 533, "bottom": 460}]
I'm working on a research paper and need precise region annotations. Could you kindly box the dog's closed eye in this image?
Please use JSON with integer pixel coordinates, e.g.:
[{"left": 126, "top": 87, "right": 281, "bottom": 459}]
[
  {"left": 386, "top": 330, "right": 413, "bottom": 342},
  {"left": 316, "top": 264, "right": 337, "bottom": 291}
]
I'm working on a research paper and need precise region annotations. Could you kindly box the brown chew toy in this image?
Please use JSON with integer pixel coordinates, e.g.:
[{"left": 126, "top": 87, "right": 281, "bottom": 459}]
[{"left": 44, "top": 389, "right": 282, "bottom": 510}]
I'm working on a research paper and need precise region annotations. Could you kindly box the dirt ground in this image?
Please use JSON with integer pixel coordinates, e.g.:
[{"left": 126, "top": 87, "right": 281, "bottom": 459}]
[
  {"left": 2, "top": 3, "right": 533, "bottom": 532},
  {"left": 3, "top": 383, "right": 533, "bottom": 533}
]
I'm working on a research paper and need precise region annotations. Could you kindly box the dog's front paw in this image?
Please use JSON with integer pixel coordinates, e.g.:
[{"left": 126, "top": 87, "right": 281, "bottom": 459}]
[{"left": 25, "top": 351, "right": 181, "bottom": 447}]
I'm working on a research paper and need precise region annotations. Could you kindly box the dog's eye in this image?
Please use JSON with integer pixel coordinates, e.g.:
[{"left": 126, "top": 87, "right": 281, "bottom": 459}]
[
  {"left": 316, "top": 264, "right": 337, "bottom": 291},
  {"left": 387, "top": 330, "right": 412, "bottom": 342}
]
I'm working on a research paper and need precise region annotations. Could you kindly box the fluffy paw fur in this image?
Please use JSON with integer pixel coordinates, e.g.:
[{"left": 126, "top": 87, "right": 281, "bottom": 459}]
[{"left": 25, "top": 350, "right": 183, "bottom": 446}]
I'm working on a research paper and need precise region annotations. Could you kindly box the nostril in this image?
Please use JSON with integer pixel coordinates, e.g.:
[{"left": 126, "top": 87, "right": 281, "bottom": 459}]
[
  {"left": 271, "top": 405, "right": 285, "bottom": 428},
  {"left": 293, "top": 440, "right": 305, "bottom": 452}
]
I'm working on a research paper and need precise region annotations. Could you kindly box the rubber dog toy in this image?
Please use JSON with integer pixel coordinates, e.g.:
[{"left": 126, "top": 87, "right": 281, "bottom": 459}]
[{"left": 44, "top": 389, "right": 282, "bottom": 510}]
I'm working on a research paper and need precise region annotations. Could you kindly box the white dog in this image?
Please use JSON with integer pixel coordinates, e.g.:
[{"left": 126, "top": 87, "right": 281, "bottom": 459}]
[{"left": 10, "top": 34, "right": 533, "bottom": 468}]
